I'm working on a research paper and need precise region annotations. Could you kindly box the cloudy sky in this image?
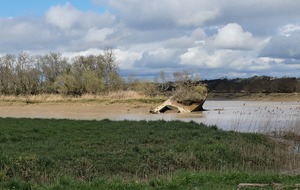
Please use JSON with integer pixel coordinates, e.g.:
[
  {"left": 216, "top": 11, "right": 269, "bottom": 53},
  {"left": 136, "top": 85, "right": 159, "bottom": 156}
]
[{"left": 1, "top": 0, "right": 300, "bottom": 79}]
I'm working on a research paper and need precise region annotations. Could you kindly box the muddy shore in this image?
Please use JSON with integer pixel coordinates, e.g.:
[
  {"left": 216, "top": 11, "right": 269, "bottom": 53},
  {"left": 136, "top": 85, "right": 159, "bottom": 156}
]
[{"left": 0, "top": 102, "right": 155, "bottom": 120}]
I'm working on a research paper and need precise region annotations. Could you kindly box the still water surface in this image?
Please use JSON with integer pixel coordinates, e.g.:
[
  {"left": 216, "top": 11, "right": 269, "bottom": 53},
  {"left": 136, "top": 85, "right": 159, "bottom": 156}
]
[{"left": 108, "top": 101, "right": 300, "bottom": 133}]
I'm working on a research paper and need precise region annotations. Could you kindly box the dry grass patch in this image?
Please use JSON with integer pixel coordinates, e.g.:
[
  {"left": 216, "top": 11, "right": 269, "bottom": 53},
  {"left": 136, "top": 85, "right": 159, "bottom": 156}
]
[{"left": 0, "top": 91, "right": 166, "bottom": 104}]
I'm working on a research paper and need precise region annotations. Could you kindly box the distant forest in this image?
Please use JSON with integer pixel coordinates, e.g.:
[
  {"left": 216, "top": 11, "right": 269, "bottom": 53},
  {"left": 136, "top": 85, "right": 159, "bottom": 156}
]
[
  {"left": 202, "top": 76, "right": 300, "bottom": 93},
  {"left": 0, "top": 51, "right": 299, "bottom": 96}
]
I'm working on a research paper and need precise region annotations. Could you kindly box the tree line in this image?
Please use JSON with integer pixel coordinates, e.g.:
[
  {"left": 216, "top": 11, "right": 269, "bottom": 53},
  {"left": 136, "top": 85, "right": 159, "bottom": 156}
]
[
  {"left": 0, "top": 51, "right": 299, "bottom": 96},
  {"left": 202, "top": 76, "right": 300, "bottom": 93},
  {"left": 0, "top": 50, "right": 170, "bottom": 97},
  {"left": 0, "top": 50, "right": 125, "bottom": 96}
]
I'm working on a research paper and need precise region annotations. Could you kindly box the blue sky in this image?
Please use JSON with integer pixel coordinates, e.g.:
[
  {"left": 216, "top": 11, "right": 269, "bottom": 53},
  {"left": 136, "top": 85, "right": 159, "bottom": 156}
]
[
  {"left": 0, "top": 0, "right": 103, "bottom": 17},
  {"left": 0, "top": 0, "right": 300, "bottom": 79}
]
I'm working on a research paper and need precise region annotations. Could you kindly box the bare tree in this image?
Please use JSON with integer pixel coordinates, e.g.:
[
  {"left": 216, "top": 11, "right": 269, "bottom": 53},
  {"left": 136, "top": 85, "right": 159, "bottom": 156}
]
[
  {"left": 159, "top": 70, "right": 166, "bottom": 91},
  {"left": 102, "top": 49, "right": 123, "bottom": 91},
  {"left": 0, "top": 50, "right": 125, "bottom": 96},
  {"left": 0, "top": 54, "right": 16, "bottom": 94},
  {"left": 37, "top": 52, "right": 69, "bottom": 93}
]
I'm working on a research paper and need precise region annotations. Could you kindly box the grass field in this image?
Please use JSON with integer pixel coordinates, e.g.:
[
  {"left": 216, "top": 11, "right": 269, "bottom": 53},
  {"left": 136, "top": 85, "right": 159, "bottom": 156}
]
[{"left": 0, "top": 118, "right": 300, "bottom": 189}]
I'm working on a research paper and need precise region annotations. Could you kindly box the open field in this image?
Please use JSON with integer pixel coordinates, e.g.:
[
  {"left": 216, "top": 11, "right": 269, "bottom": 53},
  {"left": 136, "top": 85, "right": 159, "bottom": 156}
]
[{"left": 0, "top": 118, "right": 300, "bottom": 189}]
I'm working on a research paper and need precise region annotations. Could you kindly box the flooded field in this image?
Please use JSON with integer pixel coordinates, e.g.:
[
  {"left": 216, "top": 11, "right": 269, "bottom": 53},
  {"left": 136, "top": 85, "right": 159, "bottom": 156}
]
[{"left": 0, "top": 101, "right": 299, "bottom": 133}]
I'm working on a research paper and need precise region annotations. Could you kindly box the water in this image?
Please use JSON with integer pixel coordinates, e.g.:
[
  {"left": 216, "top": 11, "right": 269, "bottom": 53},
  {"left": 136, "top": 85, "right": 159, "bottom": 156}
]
[
  {"left": 201, "top": 101, "right": 300, "bottom": 132},
  {"left": 0, "top": 100, "right": 299, "bottom": 133},
  {"left": 108, "top": 101, "right": 300, "bottom": 133}
]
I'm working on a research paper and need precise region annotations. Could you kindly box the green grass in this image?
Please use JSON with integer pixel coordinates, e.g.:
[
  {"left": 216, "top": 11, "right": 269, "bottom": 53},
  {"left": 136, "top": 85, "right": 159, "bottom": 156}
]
[
  {"left": 0, "top": 118, "right": 299, "bottom": 189},
  {"left": 2, "top": 172, "right": 300, "bottom": 190}
]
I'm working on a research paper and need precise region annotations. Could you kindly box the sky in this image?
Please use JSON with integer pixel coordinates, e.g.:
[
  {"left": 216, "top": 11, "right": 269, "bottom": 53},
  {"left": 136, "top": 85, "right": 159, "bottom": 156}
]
[{"left": 0, "top": 0, "right": 300, "bottom": 80}]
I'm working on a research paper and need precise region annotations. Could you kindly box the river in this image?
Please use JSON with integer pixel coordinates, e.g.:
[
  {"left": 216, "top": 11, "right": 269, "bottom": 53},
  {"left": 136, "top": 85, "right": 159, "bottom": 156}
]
[
  {"left": 0, "top": 100, "right": 299, "bottom": 133},
  {"left": 110, "top": 101, "right": 300, "bottom": 133}
]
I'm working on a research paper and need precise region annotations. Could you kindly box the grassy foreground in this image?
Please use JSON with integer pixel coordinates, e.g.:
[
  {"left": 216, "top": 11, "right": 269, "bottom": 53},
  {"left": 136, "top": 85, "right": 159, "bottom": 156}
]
[{"left": 0, "top": 118, "right": 300, "bottom": 189}]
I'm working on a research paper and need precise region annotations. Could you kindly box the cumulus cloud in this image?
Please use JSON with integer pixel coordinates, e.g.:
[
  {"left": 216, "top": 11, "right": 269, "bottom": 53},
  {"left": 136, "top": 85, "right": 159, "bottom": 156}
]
[
  {"left": 45, "top": 2, "right": 115, "bottom": 31},
  {"left": 45, "top": 2, "right": 81, "bottom": 30},
  {"left": 180, "top": 47, "right": 256, "bottom": 70},
  {"left": 214, "top": 23, "right": 258, "bottom": 50}
]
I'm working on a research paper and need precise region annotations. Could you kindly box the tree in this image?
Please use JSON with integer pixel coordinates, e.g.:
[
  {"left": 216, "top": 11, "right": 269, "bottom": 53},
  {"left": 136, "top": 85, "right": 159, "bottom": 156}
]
[
  {"left": 102, "top": 49, "right": 124, "bottom": 91},
  {"left": 133, "top": 80, "right": 158, "bottom": 97},
  {"left": 83, "top": 70, "right": 104, "bottom": 94},
  {"left": 159, "top": 70, "right": 166, "bottom": 91},
  {"left": 172, "top": 70, "right": 207, "bottom": 105},
  {"left": 0, "top": 50, "right": 124, "bottom": 96},
  {"left": 55, "top": 72, "right": 82, "bottom": 96},
  {"left": 0, "top": 54, "right": 16, "bottom": 94},
  {"left": 37, "top": 52, "right": 68, "bottom": 93},
  {"left": 15, "top": 52, "right": 41, "bottom": 95}
]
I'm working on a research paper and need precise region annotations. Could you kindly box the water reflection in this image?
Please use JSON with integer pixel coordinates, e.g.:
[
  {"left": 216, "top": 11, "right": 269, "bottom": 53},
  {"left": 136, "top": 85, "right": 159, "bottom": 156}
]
[{"left": 108, "top": 101, "right": 300, "bottom": 133}]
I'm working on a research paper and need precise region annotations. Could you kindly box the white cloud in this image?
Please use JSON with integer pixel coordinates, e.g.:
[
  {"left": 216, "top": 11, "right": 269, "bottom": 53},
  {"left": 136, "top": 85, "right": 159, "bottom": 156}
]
[
  {"left": 135, "top": 48, "right": 180, "bottom": 68},
  {"left": 45, "top": 2, "right": 116, "bottom": 31},
  {"left": 62, "top": 48, "right": 104, "bottom": 58},
  {"left": 114, "top": 49, "right": 142, "bottom": 69},
  {"left": 45, "top": 2, "right": 81, "bottom": 30},
  {"left": 278, "top": 24, "right": 300, "bottom": 37},
  {"left": 84, "top": 27, "right": 114, "bottom": 42},
  {"left": 180, "top": 43, "right": 271, "bottom": 71},
  {"left": 180, "top": 47, "right": 209, "bottom": 67},
  {"left": 214, "top": 23, "right": 257, "bottom": 50}
]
